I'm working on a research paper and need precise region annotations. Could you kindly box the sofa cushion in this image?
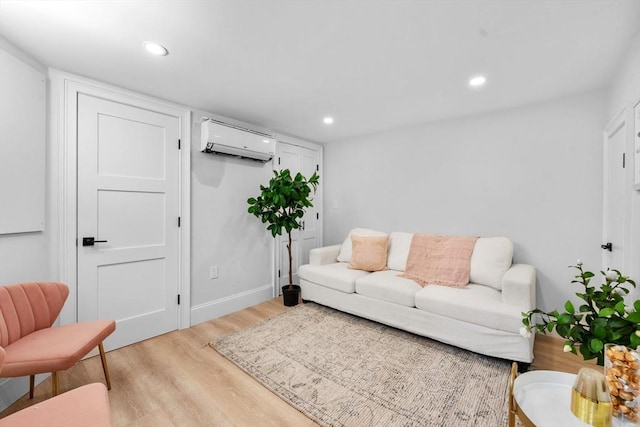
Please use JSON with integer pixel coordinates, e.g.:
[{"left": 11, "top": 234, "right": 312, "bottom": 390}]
[
  {"left": 349, "top": 235, "right": 389, "bottom": 272},
  {"left": 469, "top": 237, "right": 513, "bottom": 290},
  {"left": 355, "top": 270, "right": 422, "bottom": 307},
  {"left": 387, "top": 232, "right": 414, "bottom": 272},
  {"left": 414, "top": 284, "right": 521, "bottom": 333},
  {"left": 336, "top": 228, "right": 388, "bottom": 263},
  {"left": 401, "top": 234, "right": 478, "bottom": 287},
  {"left": 298, "top": 262, "right": 369, "bottom": 293}
]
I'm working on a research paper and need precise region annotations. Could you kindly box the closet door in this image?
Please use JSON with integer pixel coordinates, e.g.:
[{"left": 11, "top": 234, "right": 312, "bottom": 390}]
[
  {"left": 276, "top": 142, "right": 321, "bottom": 291},
  {"left": 602, "top": 108, "right": 633, "bottom": 276}
]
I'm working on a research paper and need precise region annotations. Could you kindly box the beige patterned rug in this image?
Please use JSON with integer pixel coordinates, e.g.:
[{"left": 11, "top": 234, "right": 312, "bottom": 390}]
[{"left": 212, "top": 303, "right": 511, "bottom": 426}]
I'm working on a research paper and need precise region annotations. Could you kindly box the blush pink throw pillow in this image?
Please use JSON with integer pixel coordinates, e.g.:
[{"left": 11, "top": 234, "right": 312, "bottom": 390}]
[
  {"left": 400, "top": 234, "right": 478, "bottom": 287},
  {"left": 348, "top": 235, "right": 389, "bottom": 272}
]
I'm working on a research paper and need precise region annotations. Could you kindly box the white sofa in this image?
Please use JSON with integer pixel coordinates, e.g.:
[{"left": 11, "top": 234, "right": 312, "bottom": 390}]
[{"left": 298, "top": 228, "right": 536, "bottom": 363}]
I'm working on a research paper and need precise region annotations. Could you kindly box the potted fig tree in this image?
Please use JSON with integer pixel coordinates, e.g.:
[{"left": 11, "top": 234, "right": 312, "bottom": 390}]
[{"left": 247, "top": 169, "right": 319, "bottom": 306}]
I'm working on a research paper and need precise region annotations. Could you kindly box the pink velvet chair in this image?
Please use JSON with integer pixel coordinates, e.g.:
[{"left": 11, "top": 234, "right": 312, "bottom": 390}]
[
  {"left": 0, "top": 346, "right": 112, "bottom": 426},
  {"left": 0, "top": 282, "right": 115, "bottom": 398}
]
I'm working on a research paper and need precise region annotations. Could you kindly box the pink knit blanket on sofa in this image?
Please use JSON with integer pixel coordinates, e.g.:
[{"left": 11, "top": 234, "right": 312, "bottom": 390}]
[{"left": 400, "top": 234, "right": 478, "bottom": 287}]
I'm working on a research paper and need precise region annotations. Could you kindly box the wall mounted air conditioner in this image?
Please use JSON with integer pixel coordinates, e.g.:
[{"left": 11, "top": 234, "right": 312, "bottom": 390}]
[{"left": 201, "top": 119, "right": 276, "bottom": 162}]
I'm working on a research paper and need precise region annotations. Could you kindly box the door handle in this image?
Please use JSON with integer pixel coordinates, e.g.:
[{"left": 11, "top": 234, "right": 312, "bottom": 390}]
[
  {"left": 82, "top": 237, "right": 108, "bottom": 247},
  {"left": 601, "top": 242, "right": 613, "bottom": 252}
]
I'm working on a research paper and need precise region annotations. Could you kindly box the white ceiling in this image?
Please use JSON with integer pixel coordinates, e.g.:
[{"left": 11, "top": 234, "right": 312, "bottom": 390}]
[{"left": 0, "top": 0, "right": 639, "bottom": 144}]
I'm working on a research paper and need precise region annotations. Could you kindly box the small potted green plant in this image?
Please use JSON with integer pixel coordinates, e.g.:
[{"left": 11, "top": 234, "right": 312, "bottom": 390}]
[
  {"left": 521, "top": 260, "right": 639, "bottom": 365},
  {"left": 247, "top": 169, "right": 319, "bottom": 306}
]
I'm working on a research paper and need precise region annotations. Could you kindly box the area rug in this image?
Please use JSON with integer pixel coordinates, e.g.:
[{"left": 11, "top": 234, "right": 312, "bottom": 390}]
[{"left": 211, "top": 303, "right": 511, "bottom": 426}]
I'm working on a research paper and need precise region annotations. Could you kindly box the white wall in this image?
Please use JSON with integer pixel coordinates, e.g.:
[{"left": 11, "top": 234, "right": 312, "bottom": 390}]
[
  {"left": 607, "top": 32, "right": 640, "bottom": 119},
  {"left": 189, "top": 113, "right": 276, "bottom": 324},
  {"left": 323, "top": 90, "right": 606, "bottom": 312},
  {"left": 0, "top": 37, "right": 55, "bottom": 287}
]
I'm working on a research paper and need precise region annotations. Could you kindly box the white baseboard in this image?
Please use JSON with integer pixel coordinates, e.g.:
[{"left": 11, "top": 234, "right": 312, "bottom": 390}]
[
  {"left": 190, "top": 284, "right": 274, "bottom": 326},
  {"left": 0, "top": 373, "right": 48, "bottom": 412}
]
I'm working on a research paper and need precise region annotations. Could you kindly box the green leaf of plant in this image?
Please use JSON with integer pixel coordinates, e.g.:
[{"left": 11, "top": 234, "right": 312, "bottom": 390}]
[
  {"left": 626, "top": 312, "right": 640, "bottom": 323},
  {"left": 607, "top": 317, "right": 628, "bottom": 330},
  {"left": 556, "top": 323, "right": 570, "bottom": 337},
  {"left": 579, "top": 344, "right": 595, "bottom": 361},
  {"left": 593, "top": 324, "right": 607, "bottom": 339},
  {"left": 589, "top": 338, "right": 604, "bottom": 354},
  {"left": 631, "top": 333, "right": 640, "bottom": 348},
  {"left": 557, "top": 313, "right": 573, "bottom": 324},
  {"left": 564, "top": 300, "right": 575, "bottom": 314},
  {"left": 598, "top": 308, "right": 616, "bottom": 318},
  {"left": 579, "top": 304, "right": 591, "bottom": 313}
]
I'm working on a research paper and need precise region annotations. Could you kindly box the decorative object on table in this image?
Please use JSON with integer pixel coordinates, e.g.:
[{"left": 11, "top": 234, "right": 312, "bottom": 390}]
[
  {"left": 212, "top": 303, "right": 511, "bottom": 427},
  {"left": 522, "top": 261, "right": 639, "bottom": 366},
  {"left": 604, "top": 344, "right": 640, "bottom": 423},
  {"left": 509, "top": 366, "right": 613, "bottom": 427},
  {"left": 571, "top": 367, "right": 612, "bottom": 427},
  {"left": 247, "top": 169, "right": 319, "bottom": 306}
]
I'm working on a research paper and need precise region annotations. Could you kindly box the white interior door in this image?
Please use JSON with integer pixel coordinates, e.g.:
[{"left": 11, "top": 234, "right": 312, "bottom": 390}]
[
  {"left": 77, "top": 93, "right": 180, "bottom": 350},
  {"left": 603, "top": 112, "right": 628, "bottom": 272},
  {"left": 276, "top": 142, "right": 320, "bottom": 290},
  {"left": 299, "top": 147, "right": 319, "bottom": 267}
]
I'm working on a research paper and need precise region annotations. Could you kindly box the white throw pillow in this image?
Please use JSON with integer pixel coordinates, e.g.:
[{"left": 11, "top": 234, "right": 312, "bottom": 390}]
[
  {"left": 336, "top": 228, "right": 388, "bottom": 263},
  {"left": 469, "top": 237, "right": 514, "bottom": 290},
  {"left": 387, "top": 232, "right": 415, "bottom": 272}
]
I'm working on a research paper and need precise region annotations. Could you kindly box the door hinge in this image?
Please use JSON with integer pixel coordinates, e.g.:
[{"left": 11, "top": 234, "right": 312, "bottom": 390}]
[
  {"left": 316, "top": 164, "right": 319, "bottom": 171},
  {"left": 316, "top": 212, "right": 319, "bottom": 220},
  {"left": 178, "top": 216, "right": 181, "bottom": 227},
  {"left": 278, "top": 270, "right": 281, "bottom": 278},
  {"left": 278, "top": 157, "right": 281, "bottom": 165},
  {"left": 177, "top": 294, "right": 181, "bottom": 305},
  {"left": 623, "top": 152, "right": 626, "bottom": 168},
  {"left": 178, "top": 139, "right": 181, "bottom": 150}
]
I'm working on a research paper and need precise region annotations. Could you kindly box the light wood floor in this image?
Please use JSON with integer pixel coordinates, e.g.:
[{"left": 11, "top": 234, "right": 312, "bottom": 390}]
[{"left": 0, "top": 298, "right": 597, "bottom": 426}]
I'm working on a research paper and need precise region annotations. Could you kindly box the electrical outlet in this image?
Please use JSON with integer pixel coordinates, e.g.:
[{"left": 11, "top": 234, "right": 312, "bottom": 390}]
[{"left": 210, "top": 266, "right": 218, "bottom": 279}]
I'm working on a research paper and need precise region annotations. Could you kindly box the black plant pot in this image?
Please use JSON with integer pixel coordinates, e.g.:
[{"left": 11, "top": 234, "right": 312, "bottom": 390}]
[{"left": 282, "top": 285, "right": 301, "bottom": 307}]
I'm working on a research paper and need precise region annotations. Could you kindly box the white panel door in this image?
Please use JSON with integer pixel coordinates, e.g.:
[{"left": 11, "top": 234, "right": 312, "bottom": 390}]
[
  {"left": 77, "top": 93, "right": 180, "bottom": 350},
  {"left": 276, "top": 142, "right": 320, "bottom": 289},
  {"left": 603, "top": 113, "right": 628, "bottom": 271},
  {"left": 299, "top": 146, "right": 319, "bottom": 268},
  {"left": 277, "top": 144, "right": 301, "bottom": 289}
]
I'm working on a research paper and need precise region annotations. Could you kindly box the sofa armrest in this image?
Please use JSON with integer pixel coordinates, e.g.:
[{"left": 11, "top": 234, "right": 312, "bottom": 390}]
[
  {"left": 309, "top": 245, "right": 342, "bottom": 266},
  {"left": 501, "top": 264, "right": 536, "bottom": 310}
]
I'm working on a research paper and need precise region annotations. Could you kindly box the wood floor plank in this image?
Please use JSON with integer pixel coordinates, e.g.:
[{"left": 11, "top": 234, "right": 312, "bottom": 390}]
[{"left": 0, "top": 298, "right": 598, "bottom": 425}]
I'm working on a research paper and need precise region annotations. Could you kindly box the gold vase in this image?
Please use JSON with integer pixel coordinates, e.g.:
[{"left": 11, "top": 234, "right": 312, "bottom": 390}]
[
  {"left": 571, "top": 367, "right": 612, "bottom": 427},
  {"left": 604, "top": 344, "right": 640, "bottom": 424}
]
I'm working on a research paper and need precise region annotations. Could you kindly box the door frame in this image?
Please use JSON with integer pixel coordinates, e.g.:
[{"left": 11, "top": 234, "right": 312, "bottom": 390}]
[
  {"left": 52, "top": 70, "right": 191, "bottom": 328},
  {"left": 273, "top": 136, "right": 323, "bottom": 298}
]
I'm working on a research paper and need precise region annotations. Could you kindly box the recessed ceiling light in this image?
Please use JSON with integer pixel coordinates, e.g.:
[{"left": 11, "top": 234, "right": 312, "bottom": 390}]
[
  {"left": 143, "top": 41, "right": 168, "bottom": 56},
  {"left": 469, "top": 75, "right": 487, "bottom": 88},
  {"left": 323, "top": 117, "right": 334, "bottom": 124}
]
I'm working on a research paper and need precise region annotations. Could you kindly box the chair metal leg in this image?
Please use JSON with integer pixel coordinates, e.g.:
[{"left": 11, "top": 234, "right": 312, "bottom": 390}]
[
  {"left": 98, "top": 342, "right": 111, "bottom": 390},
  {"left": 51, "top": 371, "right": 59, "bottom": 396},
  {"left": 29, "top": 375, "right": 35, "bottom": 399}
]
